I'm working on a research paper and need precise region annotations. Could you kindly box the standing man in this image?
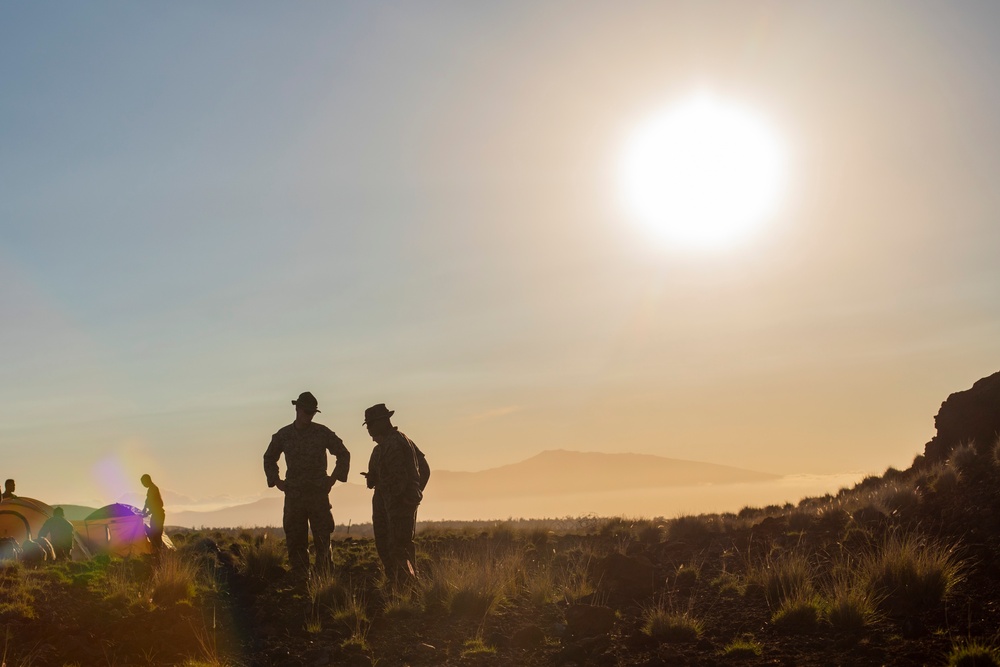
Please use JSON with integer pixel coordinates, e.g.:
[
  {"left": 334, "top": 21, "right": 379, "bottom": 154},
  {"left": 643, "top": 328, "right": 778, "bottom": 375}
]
[
  {"left": 264, "top": 391, "right": 350, "bottom": 578},
  {"left": 2, "top": 479, "right": 16, "bottom": 500},
  {"left": 362, "top": 403, "right": 429, "bottom": 583},
  {"left": 140, "top": 474, "right": 165, "bottom": 551}
]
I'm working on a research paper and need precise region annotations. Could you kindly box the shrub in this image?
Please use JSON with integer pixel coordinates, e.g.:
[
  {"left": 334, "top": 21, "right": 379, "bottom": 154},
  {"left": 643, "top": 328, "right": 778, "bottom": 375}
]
[
  {"left": 825, "top": 571, "right": 878, "bottom": 636},
  {"left": 721, "top": 636, "right": 763, "bottom": 658},
  {"left": 461, "top": 636, "right": 496, "bottom": 657},
  {"left": 236, "top": 535, "right": 285, "bottom": 580},
  {"left": 150, "top": 552, "right": 198, "bottom": 605},
  {"left": 641, "top": 606, "right": 703, "bottom": 643},
  {"left": 771, "top": 595, "right": 821, "bottom": 633},
  {"left": 863, "top": 533, "right": 963, "bottom": 617},
  {"left": 950, "top": 441, "right": 980, "bottom": 475},
  {"left": 933, "top": 467, "right": 960, "bottom": 494},
  {"left": 668, "top": 515, "right": 715, "bottom": 541},
  {"left": 307, "top": 571, "right": 348, "bottom": 612},
  {"left": 672, "top": 564, "right": 699, "bottom": 590},
  {"left": 637, "top": 523, "right": 664, "bottom": 546},
  {"left": 748, "top": 551, "right": 813, "bottom": 606},
  {"left": 947, "top": 640, "right": 1000, "bottom": 667}
]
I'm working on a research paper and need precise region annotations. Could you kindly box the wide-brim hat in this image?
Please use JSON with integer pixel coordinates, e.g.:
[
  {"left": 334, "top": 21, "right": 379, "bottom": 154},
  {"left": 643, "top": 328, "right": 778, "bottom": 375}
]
[
  {"left": 292, "top": 391, "right": 321, "bottom": 413},
  {"left": 363, "top": 403, "right": 394, "bottom": 425}
]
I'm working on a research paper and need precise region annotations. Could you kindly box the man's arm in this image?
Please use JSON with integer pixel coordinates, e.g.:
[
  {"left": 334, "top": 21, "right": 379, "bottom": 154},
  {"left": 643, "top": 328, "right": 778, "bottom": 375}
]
[
  {"left": 328, "top": 433, "right": 351, "bottom": 484},
  {"left": 263, "top": 433, "right": 285, "bottom": 489}
]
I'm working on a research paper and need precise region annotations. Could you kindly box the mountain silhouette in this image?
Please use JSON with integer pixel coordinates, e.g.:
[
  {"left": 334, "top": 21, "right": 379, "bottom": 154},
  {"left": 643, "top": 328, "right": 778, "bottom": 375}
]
[{"left": 432, "top": 450, "right": 777, "bottom": 498}]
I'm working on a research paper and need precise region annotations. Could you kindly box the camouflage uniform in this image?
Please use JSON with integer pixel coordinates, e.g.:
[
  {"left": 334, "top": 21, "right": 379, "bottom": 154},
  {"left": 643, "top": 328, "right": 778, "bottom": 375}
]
[
  {"left": 367, "top": 429, "right": 428, "bottom": 580},
  {"left": 264, "top": 421, "right": 350, "bottom": 574}
]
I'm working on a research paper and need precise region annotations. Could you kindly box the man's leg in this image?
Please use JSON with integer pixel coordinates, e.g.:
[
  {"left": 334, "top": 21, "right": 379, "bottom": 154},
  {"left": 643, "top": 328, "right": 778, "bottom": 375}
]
[
  {"left": 150, "top": 511, "right": 165, "bottom": 551},
  {"left": 308, "top": 492, "right": 335, "bottom": 575},
  {"left": 282, "top": 494, "right": 309, "bottom": 575},
  {"left": 372, "top": 492, "right": 390, "bottom": 572},
  {"left": 387, "top": 504, "right": 418, "bottom": 582}
]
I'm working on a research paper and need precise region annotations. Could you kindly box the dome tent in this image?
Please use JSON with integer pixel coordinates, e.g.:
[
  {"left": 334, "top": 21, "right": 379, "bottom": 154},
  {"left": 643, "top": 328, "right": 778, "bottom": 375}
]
[
  {"left": 75, "top": 503, "right": 174, "bottom": 557},
  {"left": 0, "top": 497, "right": 91, "bottom": 560}
]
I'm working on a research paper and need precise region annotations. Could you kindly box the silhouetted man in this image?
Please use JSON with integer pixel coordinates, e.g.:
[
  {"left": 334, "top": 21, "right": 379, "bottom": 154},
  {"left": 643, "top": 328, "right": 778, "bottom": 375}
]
[
  {"left": 362, "top": 403, "right": 429, "bottom": 583},
  {"left": 2, "top": 479, "right": 15, "bottom": 500},
  {"left": 38, "top": 507, "right": 75, "bottom": 560},
  {"left": 263, "top": 391, "right": 350, "bottom": 578},
  {"left": 140, "top": 474, "right": 165, "bottom": 551}
]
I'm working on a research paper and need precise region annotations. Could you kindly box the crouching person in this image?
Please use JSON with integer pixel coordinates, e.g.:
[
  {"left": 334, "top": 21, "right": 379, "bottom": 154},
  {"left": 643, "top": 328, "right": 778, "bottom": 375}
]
[{"left": 38, "top": 506, "right": 75, "bottom": 560}]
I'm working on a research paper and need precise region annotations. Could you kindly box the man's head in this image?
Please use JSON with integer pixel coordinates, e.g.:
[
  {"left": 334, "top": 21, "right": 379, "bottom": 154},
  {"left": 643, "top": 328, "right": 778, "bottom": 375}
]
[
  {"left": 3, "top": 479, "right": 13, "bottom": 493},
  {"left": 363, "top": 403, "right": 395, "bottom": 439},
  {"left": 293, "top": 391, "right": 320, "bottom": 423},
  {"left": 53, "top": 507, "right": 64, "bottom": 518},
  {"left": 140, "top": 474, "right": 152, "bottom": 488}
]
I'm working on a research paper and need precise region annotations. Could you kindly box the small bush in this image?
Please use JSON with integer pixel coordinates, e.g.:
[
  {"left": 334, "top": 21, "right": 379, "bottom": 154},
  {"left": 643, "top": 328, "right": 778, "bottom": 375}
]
[
  {"left": 150, "top": 553, "right": 198, "bottom": 605},
  {"left": 721, "top": 636, "right": 763, "bottom": 658},
  {"left": 863, "top": 533, "right": 963, "bottom": 617},
  {"left": 668, "top": 515, "right": 715, "bottom": 541},
  {"left": 950, "top": 441, "right": 979, "bottom": 475},
  {"left": 748, "top": 551, "right": 813, "bottom": 606},
  {"left": 947, "top": 640, "right": 1000, "bottom": 667},
  {"left": 825, "top": 575, "right": 878, "bottom": 636},
  {"left": 771, "top": 595, "right": 821, "bottom": 633},
  {"left": 642, "top": 606, "right": 703, "bottom": 643},
  {"left": 461, "top": 636, "right": 496, "bottom": 657},
  {"left": 237, "top": 535, "right": 285, "bottom": 580},
  {"left": 307, "top": 571, "right": 348, "bottom": 611},
  {"left": 933, "top": 467, "right": 960, "bottom": 494}
]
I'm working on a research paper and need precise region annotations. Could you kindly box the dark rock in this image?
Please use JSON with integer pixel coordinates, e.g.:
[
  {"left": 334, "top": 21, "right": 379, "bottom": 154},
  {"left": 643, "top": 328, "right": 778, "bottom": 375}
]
[
  {"left": 565, "top": 604, "right": 617, "bottom": 637},
  {"left": 923, "top": 371, "right": 1000, "bottom": 464},
  {"left": 511, "top": 624, "right": 546, "bottom": 649}
]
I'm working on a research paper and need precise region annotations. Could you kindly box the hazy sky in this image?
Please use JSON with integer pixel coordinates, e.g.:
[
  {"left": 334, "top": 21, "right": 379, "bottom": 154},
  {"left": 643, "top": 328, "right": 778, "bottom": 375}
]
[{"left": 3, "top": 2, "right": 999, "bottom": 507}]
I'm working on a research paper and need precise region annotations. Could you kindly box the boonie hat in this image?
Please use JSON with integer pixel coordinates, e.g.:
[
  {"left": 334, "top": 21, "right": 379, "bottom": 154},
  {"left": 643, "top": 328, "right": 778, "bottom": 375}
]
[
  {"left": 293, "top": 391, "right": 321, "bottom": 413},
  {"left": 363, "top": 403, "right": 394, "bottom": 425}
]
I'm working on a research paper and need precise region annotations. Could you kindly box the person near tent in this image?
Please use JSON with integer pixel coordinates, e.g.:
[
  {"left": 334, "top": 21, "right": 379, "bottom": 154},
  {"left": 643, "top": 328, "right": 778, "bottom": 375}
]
[
  {"left": 38, "top": 506, "right": 75, "bottom": 560},
  {"left": 361, "top": 403, "right": 429, "bottom": 584},
  {"left": 2, "top": 479, "right": 15, "bottom": 500},
  {"left": 263, "top": 391, "right": 350, "bottom": 579},
  {"left": 140, "top": 474, "right": 165, "bottom": 551}
]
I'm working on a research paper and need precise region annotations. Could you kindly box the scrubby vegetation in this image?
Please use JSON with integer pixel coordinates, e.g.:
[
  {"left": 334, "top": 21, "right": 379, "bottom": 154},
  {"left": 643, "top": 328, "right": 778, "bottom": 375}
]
[{"left": 4, "top": 436, "right": 1000, "bottom": 665}]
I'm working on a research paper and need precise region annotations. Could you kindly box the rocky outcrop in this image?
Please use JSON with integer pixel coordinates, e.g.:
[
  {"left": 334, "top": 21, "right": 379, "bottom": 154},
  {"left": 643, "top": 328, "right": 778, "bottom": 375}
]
[{"left": 922, "top": 370, "right": 1000, "bottom": 464}]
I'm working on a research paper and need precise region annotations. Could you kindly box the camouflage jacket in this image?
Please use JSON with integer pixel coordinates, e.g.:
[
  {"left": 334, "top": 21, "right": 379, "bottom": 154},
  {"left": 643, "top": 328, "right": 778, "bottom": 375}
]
[
  {"left": 263, "top": 422, "right": 351, "bottom": 493},
  {"left": 366, "top": 429, "right": 429, "bottom": 509}
]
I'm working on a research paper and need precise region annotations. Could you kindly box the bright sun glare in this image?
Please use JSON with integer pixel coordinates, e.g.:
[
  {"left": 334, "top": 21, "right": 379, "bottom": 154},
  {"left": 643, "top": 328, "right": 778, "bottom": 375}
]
[{"left": 619, "top": 91, "right": 789, "bottom": 250}]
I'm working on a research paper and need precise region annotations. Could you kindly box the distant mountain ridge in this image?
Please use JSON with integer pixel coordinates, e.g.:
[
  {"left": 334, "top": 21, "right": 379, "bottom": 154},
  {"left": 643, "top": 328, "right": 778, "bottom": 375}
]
[
  {"left": 168, "top": 450, "right": 777, "bottom": 528},
  {"left": 432, "top": 449, "right": 777, "bottom": 498}
]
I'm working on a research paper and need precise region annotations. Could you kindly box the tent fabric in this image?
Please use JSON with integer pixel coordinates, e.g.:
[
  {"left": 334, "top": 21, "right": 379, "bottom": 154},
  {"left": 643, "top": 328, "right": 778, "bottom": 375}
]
[
  {"left": 75, "top": 503, "right": 174, "bottom": 557},
  {"left": 0, "top": 497, "right": 92, "bottom": 560},
  {"left": 85, "top": 503, "right": 144, "bottom": 520}
]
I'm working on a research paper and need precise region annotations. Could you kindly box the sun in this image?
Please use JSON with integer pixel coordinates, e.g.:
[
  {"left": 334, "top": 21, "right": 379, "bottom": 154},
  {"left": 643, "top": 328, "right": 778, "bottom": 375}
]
[{"left": 618, "top": 91, "right": 789, "bottom": 250}]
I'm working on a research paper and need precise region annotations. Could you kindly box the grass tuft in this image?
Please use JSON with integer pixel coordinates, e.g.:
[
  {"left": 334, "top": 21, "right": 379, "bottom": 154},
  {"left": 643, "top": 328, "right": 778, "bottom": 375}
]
[
  {"left": 947, "top": 640, "right": 1000, "bottom": 667},
  {"left": 641, "top": 604, "right": 703, "bottom": 643},
  {"left": 771, "top": 595, "right": 822, "bottom": 633},
  {"left": 721, "top": 636, "right": 763, "bottom": 658},
  {"left": 150, "top": 552, "right": 198, "bottom": 606},
  {"left": 863, "top": 533, "right": 963, "bottom": 617}
]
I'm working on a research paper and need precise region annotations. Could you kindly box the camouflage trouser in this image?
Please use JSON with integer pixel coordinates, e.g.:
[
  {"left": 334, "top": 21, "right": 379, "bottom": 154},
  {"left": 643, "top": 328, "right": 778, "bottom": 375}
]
[
  {"left": 372, "top": 491, "right": 418, "bottom": 582},
  {"left": 283, "top": 489, "right": 334, "bottom": 574},
  {"left": 371, "top": 492, "right": 389, "bottom": 570}
]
